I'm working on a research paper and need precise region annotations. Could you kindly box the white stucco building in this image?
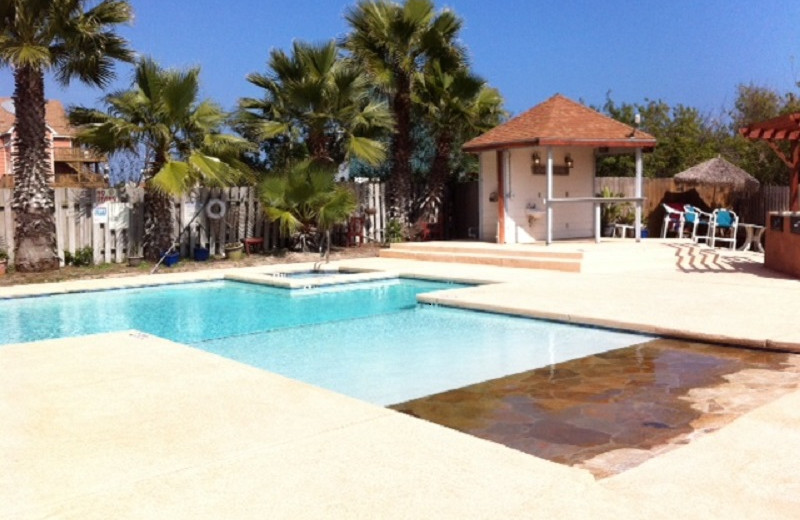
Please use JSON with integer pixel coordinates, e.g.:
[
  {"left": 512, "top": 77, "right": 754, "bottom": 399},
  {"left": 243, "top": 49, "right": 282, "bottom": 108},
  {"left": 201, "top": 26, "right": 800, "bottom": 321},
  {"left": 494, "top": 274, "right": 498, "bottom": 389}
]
[{"left": 463, "top": 94, "right": 656, "bottom": 244}]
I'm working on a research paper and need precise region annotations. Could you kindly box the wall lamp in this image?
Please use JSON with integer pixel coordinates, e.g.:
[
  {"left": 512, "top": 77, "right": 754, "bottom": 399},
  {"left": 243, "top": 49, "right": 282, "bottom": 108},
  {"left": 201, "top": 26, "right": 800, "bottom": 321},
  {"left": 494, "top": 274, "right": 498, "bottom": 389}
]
[
  {"left": 565, "top": 154, "right": 574, "bottom": 169},
  {"left": 531, "top": 152, "right": 540, "bottom": 167}
]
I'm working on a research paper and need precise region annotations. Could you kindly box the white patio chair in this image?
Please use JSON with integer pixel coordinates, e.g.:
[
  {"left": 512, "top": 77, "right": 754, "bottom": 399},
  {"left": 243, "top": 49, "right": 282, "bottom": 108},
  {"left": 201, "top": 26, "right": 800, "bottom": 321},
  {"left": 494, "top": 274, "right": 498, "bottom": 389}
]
[
  {"left": 660, "top": 203, "right": 685, "bottom": 238},
  {"left": 708, "top": 209, "right": 739, "bottom": 250},
  {"left": 683, "top": 205, "right": 712, "bottom": 244}
]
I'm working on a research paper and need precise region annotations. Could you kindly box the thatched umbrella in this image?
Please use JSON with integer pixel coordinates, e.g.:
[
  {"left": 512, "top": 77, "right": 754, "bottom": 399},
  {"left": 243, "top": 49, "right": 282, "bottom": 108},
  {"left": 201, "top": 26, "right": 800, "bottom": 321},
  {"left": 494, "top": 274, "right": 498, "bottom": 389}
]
[{"left": 674, "top": 156, "right": 760, "bottom": 192}]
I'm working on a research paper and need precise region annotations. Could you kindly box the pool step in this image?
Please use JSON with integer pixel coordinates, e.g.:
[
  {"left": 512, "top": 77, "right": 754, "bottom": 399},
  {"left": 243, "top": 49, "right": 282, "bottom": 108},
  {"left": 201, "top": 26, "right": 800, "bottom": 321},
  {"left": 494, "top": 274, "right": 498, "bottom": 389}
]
[{"left": 380, "top": 243, "right": 583, "bottom": 272}]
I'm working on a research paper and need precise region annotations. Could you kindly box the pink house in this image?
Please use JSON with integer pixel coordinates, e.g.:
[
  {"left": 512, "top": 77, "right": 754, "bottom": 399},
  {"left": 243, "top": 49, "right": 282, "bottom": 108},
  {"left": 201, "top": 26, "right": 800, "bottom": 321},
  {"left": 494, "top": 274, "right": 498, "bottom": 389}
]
[{"left": 0, "top": 98, "right": 108, "bottom": 188}]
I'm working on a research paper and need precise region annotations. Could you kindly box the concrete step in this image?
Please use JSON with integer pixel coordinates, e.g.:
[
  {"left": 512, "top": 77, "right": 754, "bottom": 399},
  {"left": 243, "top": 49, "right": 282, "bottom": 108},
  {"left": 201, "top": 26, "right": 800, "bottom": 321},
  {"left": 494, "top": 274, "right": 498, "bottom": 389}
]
[
  {"left": 379, "top": 248, "right": 583, "bottom": 272},
  {"left": 386, "top": 241, "right": 584, "bottom": 260}
]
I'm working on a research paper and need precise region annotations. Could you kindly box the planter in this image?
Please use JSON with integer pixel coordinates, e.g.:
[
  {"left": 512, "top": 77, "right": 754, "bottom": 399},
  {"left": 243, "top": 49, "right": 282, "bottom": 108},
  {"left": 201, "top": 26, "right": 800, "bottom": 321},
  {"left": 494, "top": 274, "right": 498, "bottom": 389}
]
[
  {"left": 224, "top": 244, "right": 244, "bottom": 261},
  {"left": 127, "top": 255, "right": 144, "bottom": 267},
  {"left": 162, "top": 251, "right": 181, "bottom": 267},
  {"left": 193, "top": 247, "right": 210, "bottom": 262},
  {"left": 0, "top": 259, "right": 7, "bottom": 276}
]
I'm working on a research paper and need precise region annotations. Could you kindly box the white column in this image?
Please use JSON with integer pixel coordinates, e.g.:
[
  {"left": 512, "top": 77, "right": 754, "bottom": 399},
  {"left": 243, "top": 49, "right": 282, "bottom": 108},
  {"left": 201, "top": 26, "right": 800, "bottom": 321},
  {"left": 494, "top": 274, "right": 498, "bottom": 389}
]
[
  {"left": 546, "top": 147, "right": 553, "bottom": 245},
  {"left": 503, "top": 150, "right": 512, "bottom": 244},
  {"left": 634, "top": 148, "right": 643, "bottom": 242},
  {"left": 594, "top": 202, "right": 601, "bottom": 243}
]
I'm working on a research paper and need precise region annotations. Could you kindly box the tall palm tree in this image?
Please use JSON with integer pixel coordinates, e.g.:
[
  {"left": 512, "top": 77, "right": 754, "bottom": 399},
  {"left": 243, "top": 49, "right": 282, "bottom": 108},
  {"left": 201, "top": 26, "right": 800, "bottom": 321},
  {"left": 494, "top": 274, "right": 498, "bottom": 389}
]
[
  {"left": 413, "top": 62, "right": 504, "bottom": 219},
  {"left": 0, "top": 0, "right": 133, "bottom": 271},
  {"left": 237, "top": 39, "right": 392, "bottom": 169},
  {"left": 70, "top": 57, "right": 253, "bottom": 260},
  {"left": 344, "top": 0, "right": 463, "bottom": 222}
]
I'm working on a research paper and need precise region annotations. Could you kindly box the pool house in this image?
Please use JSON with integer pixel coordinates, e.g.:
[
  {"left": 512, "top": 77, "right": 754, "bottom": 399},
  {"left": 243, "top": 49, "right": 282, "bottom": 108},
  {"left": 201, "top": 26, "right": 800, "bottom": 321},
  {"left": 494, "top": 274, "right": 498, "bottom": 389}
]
[{"left": 463, "top": 94, "right": 656, "bottom": 244}]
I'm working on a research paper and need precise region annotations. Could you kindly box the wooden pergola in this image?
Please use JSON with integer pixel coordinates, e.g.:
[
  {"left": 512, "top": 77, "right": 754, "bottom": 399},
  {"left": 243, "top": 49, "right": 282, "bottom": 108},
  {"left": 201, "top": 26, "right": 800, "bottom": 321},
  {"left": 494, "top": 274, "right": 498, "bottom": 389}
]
[{"left": 740, "top": 113, "right": 800, "bottom": 210}]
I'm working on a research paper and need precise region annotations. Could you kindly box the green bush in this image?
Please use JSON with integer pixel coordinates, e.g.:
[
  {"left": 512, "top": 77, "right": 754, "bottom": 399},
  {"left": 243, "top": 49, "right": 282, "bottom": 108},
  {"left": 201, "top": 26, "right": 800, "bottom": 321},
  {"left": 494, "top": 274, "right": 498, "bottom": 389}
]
[
  {"left": 64, "top": 247, "right": 93, "bottom": 267},
  {"left": 385, "top": 219, "right": 405, "bottom": 244}
]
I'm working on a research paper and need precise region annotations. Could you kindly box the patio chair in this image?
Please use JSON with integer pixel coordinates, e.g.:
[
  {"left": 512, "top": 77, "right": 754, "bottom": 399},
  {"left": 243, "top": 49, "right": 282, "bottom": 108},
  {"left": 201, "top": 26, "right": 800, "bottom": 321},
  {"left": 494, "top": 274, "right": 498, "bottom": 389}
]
[
  {"left": 660, "top": 203, "right": 685, "bottom": 238},
  {"left": 683, "top": 205, "right": 712, "bottom": 244},
  {"left": 708, "top": 208, "right": 739, "bottom": 250}
]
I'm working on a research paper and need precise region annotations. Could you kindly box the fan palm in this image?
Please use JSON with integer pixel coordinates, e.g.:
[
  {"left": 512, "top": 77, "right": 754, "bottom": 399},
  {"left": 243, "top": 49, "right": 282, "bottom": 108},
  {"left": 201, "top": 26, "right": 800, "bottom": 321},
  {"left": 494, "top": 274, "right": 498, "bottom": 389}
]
[
  {"left": 260, "top": 160, "right": 356, "bottom": 258},
  {"left": 413, "top": 62, "right": 504, "bottom": 219},
  {"left": 344, "top": 0, "right": 463, "bottom": 221},
  {"left": 70, "top": 57, "right": 253, "bottom": 260},
  {"left": 237, "top": 40, "right": 392, "bottom": 169},
  {"left": 0, "top": 0, "right": 133, "bottom": 271}
]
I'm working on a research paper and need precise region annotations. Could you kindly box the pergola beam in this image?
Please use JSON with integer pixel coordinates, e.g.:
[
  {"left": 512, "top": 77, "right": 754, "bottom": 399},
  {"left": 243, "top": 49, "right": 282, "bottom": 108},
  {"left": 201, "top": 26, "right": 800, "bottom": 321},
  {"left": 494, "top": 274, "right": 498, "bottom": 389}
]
[{"left": 740, "top": 112, "right": 800, "bottom": 210}]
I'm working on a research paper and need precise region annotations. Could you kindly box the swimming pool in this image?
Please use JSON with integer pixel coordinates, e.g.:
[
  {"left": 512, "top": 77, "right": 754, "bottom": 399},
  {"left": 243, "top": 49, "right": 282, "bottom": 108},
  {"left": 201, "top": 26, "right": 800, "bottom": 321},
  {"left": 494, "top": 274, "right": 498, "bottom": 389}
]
[{"left": 0, "top": 278, "right": 651, "bottom": 405}]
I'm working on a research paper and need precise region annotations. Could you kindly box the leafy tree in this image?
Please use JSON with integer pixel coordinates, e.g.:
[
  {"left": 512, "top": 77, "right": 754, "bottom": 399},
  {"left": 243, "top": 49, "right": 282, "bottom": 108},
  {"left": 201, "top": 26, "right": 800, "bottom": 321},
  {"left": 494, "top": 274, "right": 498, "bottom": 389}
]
[
  {"left": 70, "top": 58, "right": 253, "bottom": 260},
  {"left": 0, "top": 0, "right": 133, "bottom": 271},
  {"left": 722, "top": 83, "right": 800, "bottom": 185},
  {"left": 345, "top": 0, "right": 463, "bottom": 221},
  {"left": 599, "top": 95, "right": 719, "bottom": 178},
  {"left": 237, "top": 40, "right": 393, "bottom": 171},
  {"left": 259, "top": 160, "right": 356, "bottom": 258}
]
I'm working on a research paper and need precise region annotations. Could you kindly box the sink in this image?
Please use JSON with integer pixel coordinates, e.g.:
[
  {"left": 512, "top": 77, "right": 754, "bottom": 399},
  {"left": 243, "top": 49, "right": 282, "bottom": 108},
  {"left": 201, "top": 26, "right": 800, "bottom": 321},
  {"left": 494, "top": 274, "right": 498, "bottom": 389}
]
[{"left": 525, "top": 208, "right": 545, "bottom": 221}]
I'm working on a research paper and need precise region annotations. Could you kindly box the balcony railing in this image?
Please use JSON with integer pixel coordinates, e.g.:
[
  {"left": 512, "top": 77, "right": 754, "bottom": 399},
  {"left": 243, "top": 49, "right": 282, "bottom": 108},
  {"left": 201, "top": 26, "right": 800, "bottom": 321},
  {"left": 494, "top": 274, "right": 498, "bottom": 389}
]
[{"left": 53, "top": 148, "right": 106, "bottom": 163}]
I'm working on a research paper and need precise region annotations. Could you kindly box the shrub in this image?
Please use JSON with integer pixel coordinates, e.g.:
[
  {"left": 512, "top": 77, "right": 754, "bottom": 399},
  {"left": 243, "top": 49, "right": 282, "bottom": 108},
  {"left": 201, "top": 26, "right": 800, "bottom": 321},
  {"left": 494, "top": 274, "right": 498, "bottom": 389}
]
[{"left": 64, "top": 247, "right": 93, "bottom": 267}]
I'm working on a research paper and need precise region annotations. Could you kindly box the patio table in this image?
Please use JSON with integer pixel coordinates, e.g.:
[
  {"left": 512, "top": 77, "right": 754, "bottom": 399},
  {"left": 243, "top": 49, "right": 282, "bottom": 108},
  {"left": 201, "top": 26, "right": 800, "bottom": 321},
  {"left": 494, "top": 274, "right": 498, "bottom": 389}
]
[{"left": 738, "top": 223, "right": 765, "bottom": 253}]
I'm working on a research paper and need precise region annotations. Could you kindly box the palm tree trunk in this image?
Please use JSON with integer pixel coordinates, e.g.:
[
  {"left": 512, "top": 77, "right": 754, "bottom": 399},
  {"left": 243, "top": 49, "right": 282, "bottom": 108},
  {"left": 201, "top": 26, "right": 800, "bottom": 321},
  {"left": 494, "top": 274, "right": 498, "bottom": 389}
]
[
  {"left": 11, "top": 66, "right": 59, "bottom": 272},
  {"left": 421, "top": 132, "right": 452, "bottom": 222},
  {"left": 143, "top": 158, "right": 175, "bottom": 261},
  {"left": 389, "top": 76, "right": 413, "bottom": 224}
]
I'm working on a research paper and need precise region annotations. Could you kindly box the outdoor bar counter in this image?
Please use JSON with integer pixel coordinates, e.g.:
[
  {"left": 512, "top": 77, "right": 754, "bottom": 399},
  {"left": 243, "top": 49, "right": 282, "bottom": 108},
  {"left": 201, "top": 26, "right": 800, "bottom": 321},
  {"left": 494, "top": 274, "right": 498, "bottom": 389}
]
[{"left": 765, "top": 211, "right": 800, "bottom": 278}]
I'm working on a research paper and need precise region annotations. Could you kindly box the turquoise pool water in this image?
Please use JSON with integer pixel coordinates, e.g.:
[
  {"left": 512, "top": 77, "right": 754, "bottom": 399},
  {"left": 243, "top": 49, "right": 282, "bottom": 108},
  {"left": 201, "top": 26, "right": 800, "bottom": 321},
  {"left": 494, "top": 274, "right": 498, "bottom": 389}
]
[{"left": 0, "top": 279, "right": 651, "bottom": 405}]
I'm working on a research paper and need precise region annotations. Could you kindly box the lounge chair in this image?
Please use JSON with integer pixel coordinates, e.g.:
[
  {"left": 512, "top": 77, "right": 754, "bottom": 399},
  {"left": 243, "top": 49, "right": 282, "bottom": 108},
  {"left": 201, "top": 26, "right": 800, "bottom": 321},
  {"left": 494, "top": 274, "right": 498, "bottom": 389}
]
[
  {"left": 660, "top": 203, "right": 685, "bottom": 238},
  {"left": 683, "top": 205, "right": 712, "bottom": 243},
  {"left": 708, "top": 209, "right": 739, "bottom": 250}
]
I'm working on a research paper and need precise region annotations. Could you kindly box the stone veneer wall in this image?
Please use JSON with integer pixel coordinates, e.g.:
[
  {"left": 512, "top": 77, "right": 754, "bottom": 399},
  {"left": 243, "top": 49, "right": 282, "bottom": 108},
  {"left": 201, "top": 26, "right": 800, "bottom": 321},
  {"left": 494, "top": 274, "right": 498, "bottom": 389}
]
[{"left": 765, "top": 212, "right": 800, "bottom": 279}]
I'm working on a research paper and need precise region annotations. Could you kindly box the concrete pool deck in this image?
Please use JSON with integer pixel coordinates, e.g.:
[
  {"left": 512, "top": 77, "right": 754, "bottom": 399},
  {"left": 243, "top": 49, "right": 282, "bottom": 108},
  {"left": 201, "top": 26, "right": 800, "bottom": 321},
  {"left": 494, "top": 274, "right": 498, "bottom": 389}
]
[{"left": 2, "top": 239, "right": 800, "bottom": 518}]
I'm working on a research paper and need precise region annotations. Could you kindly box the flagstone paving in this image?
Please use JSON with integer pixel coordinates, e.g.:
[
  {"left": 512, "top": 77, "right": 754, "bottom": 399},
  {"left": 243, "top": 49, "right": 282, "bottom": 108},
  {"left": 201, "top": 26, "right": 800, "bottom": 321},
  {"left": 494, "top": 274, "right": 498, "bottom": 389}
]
[{"left": 392, "top": 338, "right": 800, "bottom": 478}]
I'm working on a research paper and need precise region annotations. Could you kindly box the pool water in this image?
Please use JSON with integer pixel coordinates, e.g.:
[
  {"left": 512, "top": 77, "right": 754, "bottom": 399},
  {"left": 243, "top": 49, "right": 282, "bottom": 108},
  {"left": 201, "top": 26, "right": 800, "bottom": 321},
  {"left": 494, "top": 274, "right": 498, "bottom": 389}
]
[
  {"left": 0, "top": 278, "right": 651, "bottom": 405},
  {"left": 0, "top": 279, "right": 451, "bottom": 345}
]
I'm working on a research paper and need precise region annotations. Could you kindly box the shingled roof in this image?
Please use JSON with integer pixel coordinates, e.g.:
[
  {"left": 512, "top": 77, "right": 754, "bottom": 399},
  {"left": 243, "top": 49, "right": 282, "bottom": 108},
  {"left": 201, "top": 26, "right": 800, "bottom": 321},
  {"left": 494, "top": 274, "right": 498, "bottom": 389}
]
[
  {"left": 463, "top": 94, "right": 656, "bottom": 152},
  {"left": 0, "top": 98, "right": 75, "bottom": 137}
]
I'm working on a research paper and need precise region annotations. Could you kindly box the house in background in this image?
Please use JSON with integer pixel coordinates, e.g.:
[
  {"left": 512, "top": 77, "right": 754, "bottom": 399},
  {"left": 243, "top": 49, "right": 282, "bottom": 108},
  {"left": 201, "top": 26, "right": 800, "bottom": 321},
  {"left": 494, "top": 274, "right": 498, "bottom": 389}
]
[
  {"left": 0, "top": 98, "right": 108, "bottom": 189},
  {"left": 463, "top": 94, "right": 656, "bottom": 244}
]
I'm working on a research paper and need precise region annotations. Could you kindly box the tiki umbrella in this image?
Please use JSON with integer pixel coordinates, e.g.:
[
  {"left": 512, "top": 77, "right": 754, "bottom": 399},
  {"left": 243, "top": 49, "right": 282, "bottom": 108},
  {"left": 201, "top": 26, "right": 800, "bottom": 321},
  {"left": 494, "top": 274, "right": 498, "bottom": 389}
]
[{"left": 674, "top": 156, "right": 760, "bottom": 192}]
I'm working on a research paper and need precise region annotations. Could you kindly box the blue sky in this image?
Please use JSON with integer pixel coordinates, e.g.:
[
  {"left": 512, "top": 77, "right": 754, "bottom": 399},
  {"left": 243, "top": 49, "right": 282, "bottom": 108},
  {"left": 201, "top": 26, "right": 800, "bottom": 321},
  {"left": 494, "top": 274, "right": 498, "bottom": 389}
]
[{"left": 6, "top": 0, "right": 800, "bottom": 118}]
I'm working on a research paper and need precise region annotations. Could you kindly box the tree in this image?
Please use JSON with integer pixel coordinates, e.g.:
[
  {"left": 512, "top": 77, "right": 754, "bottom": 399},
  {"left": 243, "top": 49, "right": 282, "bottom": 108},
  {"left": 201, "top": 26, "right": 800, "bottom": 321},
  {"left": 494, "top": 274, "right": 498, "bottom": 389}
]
[
  {"left": 0, "top": 0, "right": 133, "bottom": 271},
  {"left": 345, "top": 0, "right": 463, "bottom": 221},
  {"left": 413, "top": 61, "right": 504, "bottom": 219},
  {"left": 236, "top": 40, "right": 393, "bottom": 171},
  {"left": 599, "top": 95, "right": 719, "bottom": 178},
  {"left": 259, "top": 160, "right": 356, "bottom": 258},
  {"left": 70, "top": 58, "right": 253, "bottom": 260},
  {"left": 722, "top": 83, "right": 800, "bottom": 185}
]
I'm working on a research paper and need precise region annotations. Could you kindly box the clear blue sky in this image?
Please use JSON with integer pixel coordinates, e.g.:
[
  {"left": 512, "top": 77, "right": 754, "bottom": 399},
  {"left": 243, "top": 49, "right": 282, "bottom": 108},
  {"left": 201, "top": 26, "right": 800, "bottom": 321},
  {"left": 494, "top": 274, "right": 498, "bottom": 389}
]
[{"left": 6, "top": 0, "right": 800, "bottom": 119}]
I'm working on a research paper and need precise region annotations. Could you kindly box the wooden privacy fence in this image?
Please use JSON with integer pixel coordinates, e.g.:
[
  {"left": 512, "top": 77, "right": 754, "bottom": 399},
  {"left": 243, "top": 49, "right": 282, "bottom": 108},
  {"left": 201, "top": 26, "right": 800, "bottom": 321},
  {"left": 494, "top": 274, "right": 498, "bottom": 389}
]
[
  {"left": 595, "top": 177, "right": 790, "bottom": 226},
  {"left": 0, "top": 180, "right": 386, "bottom": 264}
]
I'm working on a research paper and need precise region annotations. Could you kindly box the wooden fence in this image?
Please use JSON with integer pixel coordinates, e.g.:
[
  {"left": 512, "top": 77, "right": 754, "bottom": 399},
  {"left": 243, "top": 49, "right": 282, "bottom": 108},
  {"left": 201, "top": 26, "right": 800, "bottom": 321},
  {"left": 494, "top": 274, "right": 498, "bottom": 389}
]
[
  {"left": 595, "top": 177, "right": 790, "bottom": 227},
  {"left": 0, "top": 180, "right": 386, "bottom": 264}
]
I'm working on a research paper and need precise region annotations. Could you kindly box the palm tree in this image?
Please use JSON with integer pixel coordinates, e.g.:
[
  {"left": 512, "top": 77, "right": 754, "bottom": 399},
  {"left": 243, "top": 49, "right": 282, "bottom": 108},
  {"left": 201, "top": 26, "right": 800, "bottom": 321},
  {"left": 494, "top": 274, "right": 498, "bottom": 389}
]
[
  {"left": 344, "top": 0, "right": 463, "bottom": 222},
  {"left": 0, "top": 0, "right": 133, "bottom": 271},
  {"left": 237, "top": 39, "right": 392, "bottom": 169},
  {"left": 260, "top": 160, "right": 356, "bottom": 258},
  {"left": 413, "top": 62, "right": 504, "bottom": 220},
  {"left": 70, "top": 57, "right": 253, "bottom": 260}
]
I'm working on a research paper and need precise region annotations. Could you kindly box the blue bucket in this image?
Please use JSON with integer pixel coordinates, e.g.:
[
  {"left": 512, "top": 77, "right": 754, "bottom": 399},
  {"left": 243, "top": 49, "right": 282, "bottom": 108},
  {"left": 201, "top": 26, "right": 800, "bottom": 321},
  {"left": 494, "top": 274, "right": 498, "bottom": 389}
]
[
  {"left": 193, "top": 247, "right": 210, "bottom": 261},
  {"left": 162, "top": 251, "right": 180, "bottom": 267}
]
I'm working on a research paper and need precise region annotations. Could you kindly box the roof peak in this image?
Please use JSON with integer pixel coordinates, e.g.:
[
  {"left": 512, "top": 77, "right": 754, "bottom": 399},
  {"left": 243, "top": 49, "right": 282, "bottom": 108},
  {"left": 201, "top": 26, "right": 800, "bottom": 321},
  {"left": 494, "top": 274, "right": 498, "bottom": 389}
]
[{"left": 463, "top": 93, "right": 656, "bottom": 152}]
